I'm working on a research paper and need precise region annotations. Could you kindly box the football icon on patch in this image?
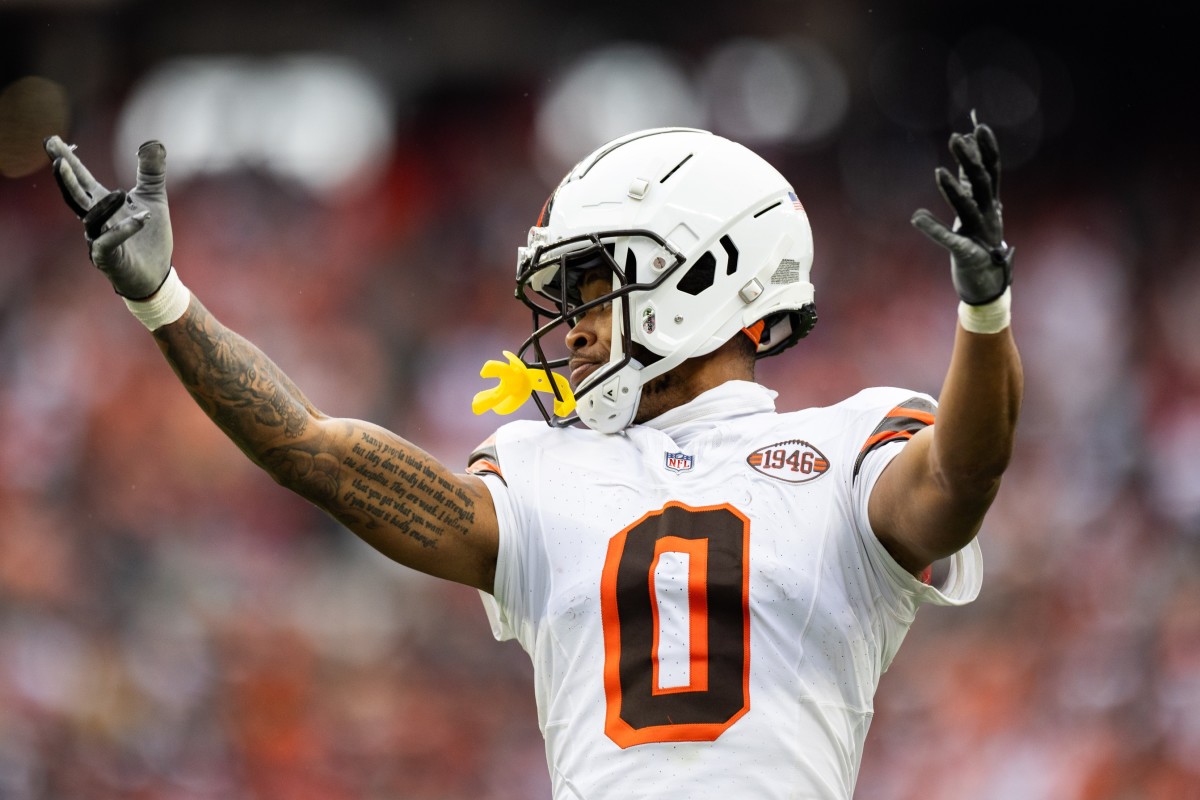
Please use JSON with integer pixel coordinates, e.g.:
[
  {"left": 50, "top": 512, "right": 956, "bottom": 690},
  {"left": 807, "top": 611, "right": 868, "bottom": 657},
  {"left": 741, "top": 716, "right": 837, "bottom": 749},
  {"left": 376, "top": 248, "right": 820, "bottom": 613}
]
[{"left": 746, "top": 440, "right": 829, "bottom": 484}]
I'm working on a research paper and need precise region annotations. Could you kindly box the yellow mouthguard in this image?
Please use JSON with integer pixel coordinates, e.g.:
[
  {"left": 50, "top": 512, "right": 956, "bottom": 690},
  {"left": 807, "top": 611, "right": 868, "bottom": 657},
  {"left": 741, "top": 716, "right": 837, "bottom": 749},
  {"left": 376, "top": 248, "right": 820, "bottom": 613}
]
[{"left": 472, "top": 351, "right": 576, "bottom": 418}]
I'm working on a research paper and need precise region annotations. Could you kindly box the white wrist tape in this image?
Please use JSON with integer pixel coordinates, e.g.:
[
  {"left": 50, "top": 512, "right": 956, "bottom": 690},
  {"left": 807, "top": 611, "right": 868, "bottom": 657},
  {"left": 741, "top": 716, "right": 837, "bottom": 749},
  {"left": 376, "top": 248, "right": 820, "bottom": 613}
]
[
  {"left": 123, "top": 267, "right": 191, "bottom": 331},
  {"left": 958, "top": 286, "right": 1011, "bottom": 334}
]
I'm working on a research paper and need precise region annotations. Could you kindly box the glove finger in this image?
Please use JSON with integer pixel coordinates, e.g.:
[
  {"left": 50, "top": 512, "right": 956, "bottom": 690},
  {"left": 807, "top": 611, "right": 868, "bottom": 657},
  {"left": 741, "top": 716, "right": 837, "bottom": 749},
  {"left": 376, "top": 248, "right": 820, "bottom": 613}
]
[
  {"left": 90, "top": 212, "right": 148, "bottom": 263},
  {"left": 913, "top": 212, "right": 987, "bottom": 265},
  {"left": 44, "top": 136, "right": 107, "bottom": 201},
  {"left": 935, "top": 167, "right": 985, "bottom": 235},
  {"left": 134, "top": 140, "right": 168, "bottom": 198},
  {"left": 911, "top": 208, "right": 953, "bottom": 245},
  {"left": 950, "top": 133, "right": 997, "bottom": 219},
  {"left": 51, "top": 157, "right": 93, "bottom": 218},
  {"left": 911, "top": 208, "right": 976, "bottom": 254},
  {"left": 82, "top": 189, "right": 127, "bottom": 241},
  {"left": 975, "top": 124, "right": 1001, "bottom": 196}
]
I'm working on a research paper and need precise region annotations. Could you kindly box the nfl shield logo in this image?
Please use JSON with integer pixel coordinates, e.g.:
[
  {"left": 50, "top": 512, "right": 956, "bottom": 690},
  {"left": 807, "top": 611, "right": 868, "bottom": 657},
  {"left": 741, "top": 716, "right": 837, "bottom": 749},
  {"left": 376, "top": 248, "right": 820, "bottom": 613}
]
[{"left": 664, "top": 451, "right": 695, "bottom": 473}]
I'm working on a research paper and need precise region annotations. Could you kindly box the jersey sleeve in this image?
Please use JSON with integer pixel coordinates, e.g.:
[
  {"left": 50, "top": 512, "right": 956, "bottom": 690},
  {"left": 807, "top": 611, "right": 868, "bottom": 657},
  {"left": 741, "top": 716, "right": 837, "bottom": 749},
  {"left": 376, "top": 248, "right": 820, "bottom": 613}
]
[
  {"left": 851, "top": 396, "right": 937, "bottom": 481},
  {"left": 467, "top": 427, "right": 539, "bottom": 651},
  {"left": 844, "top": 390, "right": 984, "bottom": 614}
]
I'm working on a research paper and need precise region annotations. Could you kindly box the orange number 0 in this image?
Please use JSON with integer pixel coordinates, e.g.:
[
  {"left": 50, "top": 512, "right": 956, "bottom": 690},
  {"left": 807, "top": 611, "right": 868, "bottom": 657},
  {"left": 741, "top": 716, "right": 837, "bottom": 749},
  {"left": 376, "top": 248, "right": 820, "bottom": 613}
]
[{"left": 600, "top": 502, "right": 751, "bottom": 748}]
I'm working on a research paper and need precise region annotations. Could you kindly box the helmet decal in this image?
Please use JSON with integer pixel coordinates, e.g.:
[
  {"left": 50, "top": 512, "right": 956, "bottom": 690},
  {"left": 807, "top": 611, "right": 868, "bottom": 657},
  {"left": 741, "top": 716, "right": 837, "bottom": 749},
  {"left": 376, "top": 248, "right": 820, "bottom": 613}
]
[{"left": 770, "top": 258, "right": 803, "bottom": 284}]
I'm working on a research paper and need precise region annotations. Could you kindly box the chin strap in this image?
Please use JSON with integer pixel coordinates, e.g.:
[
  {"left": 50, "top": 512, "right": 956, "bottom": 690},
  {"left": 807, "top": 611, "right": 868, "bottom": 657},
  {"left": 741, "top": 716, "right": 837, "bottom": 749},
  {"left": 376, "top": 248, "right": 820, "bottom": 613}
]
[{"left": 472, "top": 351, "right": 576, "bottom": 418}]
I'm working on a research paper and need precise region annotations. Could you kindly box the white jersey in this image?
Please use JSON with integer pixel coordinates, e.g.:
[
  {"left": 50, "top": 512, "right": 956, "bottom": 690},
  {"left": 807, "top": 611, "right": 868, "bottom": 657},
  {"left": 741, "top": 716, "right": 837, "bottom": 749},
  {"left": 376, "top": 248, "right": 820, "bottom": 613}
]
[{"left": 469, "top": 381, "right": 982, "bottom": 800}]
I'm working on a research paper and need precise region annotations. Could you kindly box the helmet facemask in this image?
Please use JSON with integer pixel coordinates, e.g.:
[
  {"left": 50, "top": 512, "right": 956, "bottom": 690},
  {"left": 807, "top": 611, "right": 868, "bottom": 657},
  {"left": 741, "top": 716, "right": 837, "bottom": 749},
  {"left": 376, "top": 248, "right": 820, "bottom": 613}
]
[{"left": 514, "top": 229, "right": 689, "bottom": 432}]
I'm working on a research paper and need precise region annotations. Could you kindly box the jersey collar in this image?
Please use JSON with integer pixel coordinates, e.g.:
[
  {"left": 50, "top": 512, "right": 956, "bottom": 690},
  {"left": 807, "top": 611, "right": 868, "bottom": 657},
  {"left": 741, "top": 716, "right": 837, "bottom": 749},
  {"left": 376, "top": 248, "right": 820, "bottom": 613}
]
[{"left": 640, "top": 380, "right": 777, "bottom": 442}]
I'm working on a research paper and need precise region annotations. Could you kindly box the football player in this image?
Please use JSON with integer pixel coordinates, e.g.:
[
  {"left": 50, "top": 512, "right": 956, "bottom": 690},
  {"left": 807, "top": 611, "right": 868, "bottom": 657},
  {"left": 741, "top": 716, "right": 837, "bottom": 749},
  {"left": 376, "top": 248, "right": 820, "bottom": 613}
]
[{"left": 44, "top": 118, "right": 1021, "bottom": 798}]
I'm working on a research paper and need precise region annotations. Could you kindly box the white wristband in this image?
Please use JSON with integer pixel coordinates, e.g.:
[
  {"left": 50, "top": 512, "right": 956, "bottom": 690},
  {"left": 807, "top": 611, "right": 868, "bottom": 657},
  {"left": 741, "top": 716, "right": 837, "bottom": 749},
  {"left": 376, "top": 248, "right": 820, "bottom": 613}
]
[
  {"left": 958, "top": 286, "right": 1011, "bottom": 334},
  {"left": 123, "top": 267, "right": 191, "bottom": 331}
]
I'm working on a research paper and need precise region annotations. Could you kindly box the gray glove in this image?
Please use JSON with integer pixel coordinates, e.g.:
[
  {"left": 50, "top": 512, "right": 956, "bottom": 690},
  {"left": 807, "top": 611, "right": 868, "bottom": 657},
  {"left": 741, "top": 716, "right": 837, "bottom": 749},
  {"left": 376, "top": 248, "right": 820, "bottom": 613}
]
[
  {"left": 44, "top": 136, "right": 174, "bottom": 300},
  {"left": 911, "top": 117, "right": 1013, "bottom": 305}
]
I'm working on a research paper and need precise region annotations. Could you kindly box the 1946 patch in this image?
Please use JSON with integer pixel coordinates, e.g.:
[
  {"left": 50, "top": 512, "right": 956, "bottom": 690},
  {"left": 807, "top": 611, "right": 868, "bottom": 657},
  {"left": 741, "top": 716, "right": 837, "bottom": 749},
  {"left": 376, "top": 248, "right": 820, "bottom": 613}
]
[{"left": 746, "top": 440, "right": 829, "bottom": 484}]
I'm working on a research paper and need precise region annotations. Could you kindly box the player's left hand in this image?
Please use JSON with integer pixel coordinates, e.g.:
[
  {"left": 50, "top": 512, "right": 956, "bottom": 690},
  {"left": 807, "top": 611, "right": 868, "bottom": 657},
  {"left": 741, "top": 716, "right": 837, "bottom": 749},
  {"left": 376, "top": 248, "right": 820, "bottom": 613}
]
[{"left": 911, "top": 115, "right": 1013, "bottom": 305}]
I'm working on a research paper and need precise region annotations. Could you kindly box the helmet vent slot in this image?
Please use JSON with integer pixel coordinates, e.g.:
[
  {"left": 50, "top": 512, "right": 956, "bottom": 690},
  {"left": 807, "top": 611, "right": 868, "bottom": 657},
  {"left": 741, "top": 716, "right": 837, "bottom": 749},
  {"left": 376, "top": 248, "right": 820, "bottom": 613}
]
[
  {"left": 659, "top": 153, "right": 694, "bottom": 184},
  {"left": 677, "top": 251, "right": 717, "bottom": 296},
  {"left": 753, "top": 200, "right": 782, "bottom": 218},
  {"left": 720, "top": 235, "right": 739, "bottom": 275}
]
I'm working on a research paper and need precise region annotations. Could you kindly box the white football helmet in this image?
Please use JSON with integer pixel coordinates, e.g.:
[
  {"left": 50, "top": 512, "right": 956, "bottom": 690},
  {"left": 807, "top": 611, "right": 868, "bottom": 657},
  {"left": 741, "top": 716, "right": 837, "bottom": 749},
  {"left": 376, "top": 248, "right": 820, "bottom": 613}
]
[{"left": 514, "top": 127, "right": 817, "bottom": 433}]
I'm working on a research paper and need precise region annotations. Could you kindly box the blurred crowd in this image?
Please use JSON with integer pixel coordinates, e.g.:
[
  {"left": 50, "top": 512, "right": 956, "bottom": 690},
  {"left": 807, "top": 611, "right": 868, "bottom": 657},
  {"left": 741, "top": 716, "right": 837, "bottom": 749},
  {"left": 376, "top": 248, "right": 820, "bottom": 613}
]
[{"left": 3, "top": 59, "right": 1200, "bottom": 800}]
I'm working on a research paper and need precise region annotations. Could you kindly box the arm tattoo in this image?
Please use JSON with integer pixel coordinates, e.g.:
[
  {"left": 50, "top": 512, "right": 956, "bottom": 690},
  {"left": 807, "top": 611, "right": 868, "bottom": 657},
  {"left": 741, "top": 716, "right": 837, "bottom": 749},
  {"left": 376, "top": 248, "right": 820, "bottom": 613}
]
[
  {"left": 154, "top": 301, "right": 477, "bottom": 558},
  {"left": 155, "top": 300, "right": 314, "bottom": 453},
  {"left": 314, "top": 429, "right": 479, "bottom": 550}
]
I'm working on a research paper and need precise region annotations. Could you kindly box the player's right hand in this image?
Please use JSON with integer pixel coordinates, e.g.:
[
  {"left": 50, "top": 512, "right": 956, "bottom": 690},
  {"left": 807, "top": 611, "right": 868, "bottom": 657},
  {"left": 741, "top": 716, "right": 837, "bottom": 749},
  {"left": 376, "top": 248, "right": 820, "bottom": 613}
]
[
  {"left": 44, "top": 136, "right": 174, "bottom": 300},
  {"left": 910, "top": 117, "right": 1013, "bottom": 306}
]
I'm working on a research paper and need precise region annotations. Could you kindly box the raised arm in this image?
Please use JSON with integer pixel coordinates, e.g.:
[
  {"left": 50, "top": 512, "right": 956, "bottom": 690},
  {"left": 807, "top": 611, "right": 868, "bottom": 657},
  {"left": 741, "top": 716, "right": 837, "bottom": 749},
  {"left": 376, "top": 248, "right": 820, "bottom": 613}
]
[
  {"left": 44, "top": 136, "right": 499, "bottom": 591},
  {"left": 868, "top": 118, "right": 1024, "bottom": 574}
]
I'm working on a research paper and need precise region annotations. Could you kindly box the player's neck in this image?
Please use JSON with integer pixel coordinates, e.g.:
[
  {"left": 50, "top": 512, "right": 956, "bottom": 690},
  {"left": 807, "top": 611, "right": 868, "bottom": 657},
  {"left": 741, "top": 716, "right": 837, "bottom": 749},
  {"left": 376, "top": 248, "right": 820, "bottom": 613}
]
[{"left": 634, "top": 338, "right": 755, "bottom": 423}]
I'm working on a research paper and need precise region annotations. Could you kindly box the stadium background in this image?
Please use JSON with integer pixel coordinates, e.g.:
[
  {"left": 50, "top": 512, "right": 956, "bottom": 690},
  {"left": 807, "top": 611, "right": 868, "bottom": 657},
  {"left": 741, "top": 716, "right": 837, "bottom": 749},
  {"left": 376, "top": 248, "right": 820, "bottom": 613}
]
[{"left": 1, "top": 1, "right": 1198, "bottom": 797}]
